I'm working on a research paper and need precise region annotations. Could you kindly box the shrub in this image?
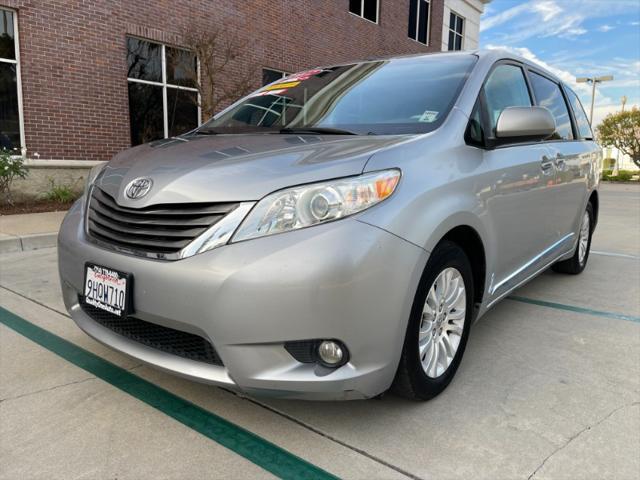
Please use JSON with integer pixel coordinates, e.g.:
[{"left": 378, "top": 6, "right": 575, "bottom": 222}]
[
  {"left": 43, "top": 178, "right": 81, "bottom": 203},
  {"left": 616, "top": 171, "right": 633, "bottom": 182},
  {"left": 602, "top": 169, "right": 639, "bottom": 182},
  {"left": 0, "top": 148, "right": 29, "bottom": 205}
]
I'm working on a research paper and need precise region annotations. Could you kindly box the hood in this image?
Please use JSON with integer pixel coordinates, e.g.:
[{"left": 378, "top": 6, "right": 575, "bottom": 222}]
[{"left": 96, "top": 134, "right": 409, "bottom": 207}]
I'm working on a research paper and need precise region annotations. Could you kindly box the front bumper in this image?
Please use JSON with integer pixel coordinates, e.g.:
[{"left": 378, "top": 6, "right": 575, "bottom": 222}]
[{"left": 58, "top": 200, "right": 428, "bottom": 400}]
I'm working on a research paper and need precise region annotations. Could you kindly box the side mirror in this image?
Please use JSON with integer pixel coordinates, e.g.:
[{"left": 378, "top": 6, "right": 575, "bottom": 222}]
[{"left": 494, "top": 106, "right": 556, "bottom": 145}]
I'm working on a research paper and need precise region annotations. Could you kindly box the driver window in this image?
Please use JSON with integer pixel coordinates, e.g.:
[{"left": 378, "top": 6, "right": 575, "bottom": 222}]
[{"left": 483, "top": 64, "right": 532, "bottom": 136}]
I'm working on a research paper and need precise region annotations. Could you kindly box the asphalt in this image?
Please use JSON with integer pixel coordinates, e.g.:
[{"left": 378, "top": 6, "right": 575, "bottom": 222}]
[{"left": 1, "top": 183, "right": 639, "bottom": 480}]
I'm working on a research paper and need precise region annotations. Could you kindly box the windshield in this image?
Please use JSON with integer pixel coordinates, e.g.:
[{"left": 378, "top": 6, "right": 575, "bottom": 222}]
[{"left": 199, "top": 54, "right": 477, "bottom": 136}]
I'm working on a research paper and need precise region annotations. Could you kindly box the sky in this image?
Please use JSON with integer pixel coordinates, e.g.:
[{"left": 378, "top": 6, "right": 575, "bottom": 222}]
[{"left": 479, "top": 0, "right": 640, "bottom": 127}]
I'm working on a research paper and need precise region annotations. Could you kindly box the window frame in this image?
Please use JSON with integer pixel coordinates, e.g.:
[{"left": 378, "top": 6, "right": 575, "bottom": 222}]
[
  {"left": 0, "top": 7, "right": 25, "bottom": 154},
  {"left": 448, "top": 11, "right": 465, "bottom": 51},
  {"left": 125, "top": 36, "right": 201, "bottom": 142},
  {"left": 466, "top": 59, "right": 537, "bottom": 149},
  {"left": 524, "top": 66, "right": 579, "bottom": 142},
  {"left": 349, "top": 0, "right": 380, "bottom": 24},
  {"left": 563, "top": 86, "right": 594, "bottom": 140},
  {"left": 466, "top": 59, "right": 587, "bottom": 150},
  {"left": 408, "top": 0, "right": 432, "bottom": 45}
]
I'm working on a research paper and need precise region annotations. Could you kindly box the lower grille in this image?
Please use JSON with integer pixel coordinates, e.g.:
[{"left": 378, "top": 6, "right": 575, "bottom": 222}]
[
  {"left": 284, "top": 340, "right": 320, "bottom": 363},
  {"left": 79, "top": 298, "right": 223, "bottom": 366}
]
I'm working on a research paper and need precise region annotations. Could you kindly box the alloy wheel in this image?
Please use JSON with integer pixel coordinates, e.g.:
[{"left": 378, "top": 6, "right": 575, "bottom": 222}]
[
  {"left": 418, "top": 267, "right": 466, "bottom": 378},
  {"left": 578, "top": 211, "right": 590, "bottom": 264}
]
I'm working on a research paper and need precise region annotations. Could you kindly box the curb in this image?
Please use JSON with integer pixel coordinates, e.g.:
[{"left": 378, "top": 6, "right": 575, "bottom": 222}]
[{"left": 0, "top": 232, "right": 58, "bottom": 254}]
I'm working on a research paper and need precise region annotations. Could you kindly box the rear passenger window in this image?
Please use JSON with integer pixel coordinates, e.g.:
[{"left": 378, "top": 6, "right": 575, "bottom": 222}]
[
  {"left": 529, "top": 72, "right": 573, "bottom": 140},
  {"left": 483, "top": 64, "right": 532, "bottom": 135},
  {"left": 566, "top": 88, "right": 593, "bottom": 139}
]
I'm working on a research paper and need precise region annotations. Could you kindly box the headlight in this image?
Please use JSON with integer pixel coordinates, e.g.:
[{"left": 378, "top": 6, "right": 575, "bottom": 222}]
[
  {"left": 84, "top": 162, "right": 107, "bottom": 194},
  {"left": 231, "top": 169, "right": 401, "bottom": 242}
]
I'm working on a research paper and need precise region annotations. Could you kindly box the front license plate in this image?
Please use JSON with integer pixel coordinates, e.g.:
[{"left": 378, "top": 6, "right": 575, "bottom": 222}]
[{"left": 83, "top": 263, "right": 131, "bottom": 317}]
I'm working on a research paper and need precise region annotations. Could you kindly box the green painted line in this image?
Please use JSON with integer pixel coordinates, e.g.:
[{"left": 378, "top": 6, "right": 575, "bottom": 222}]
[
  {"left": 0, "top": 306, "right": 339, "bottom": 480},
  {"left": 508, "top": 296, "right": 640, "bottom": 324}
]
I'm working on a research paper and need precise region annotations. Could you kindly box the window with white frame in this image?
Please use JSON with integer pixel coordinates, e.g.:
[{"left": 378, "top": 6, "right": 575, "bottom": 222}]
[
  {"left": 126, "top": 37, "right": 200, "bottom": 146},
  {"left": 0, "top": 8, "right": 24, "bottom": 151},
  {"left": 448, "top": 12, "right": 464, "bottom": 51},
  {"left": 408, "top": 0, "right": 431, "bottom": 45},
  {"left": 262, "top": 68, "right": 287, "bottom": 86},
  {"left": 349, "top": 0, "right": 379, "bottom": 23}
]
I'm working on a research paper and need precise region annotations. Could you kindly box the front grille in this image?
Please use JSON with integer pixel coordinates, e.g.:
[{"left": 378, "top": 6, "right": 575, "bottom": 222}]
[
  {"left": 79, "top": 298, "right": 223, "bottom": 366},
  {"left": 87, "top": 187, "right": 238, "bottom": 257}
]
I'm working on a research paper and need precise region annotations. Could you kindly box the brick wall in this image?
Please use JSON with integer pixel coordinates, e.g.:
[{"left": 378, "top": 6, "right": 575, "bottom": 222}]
[{"left": 2, "top": 0, "right": 444, "bottom": 161}]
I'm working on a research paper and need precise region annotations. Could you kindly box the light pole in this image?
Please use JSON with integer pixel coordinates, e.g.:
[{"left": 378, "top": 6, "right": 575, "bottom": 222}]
[{"left": 576, "top": 75, "right": 614, "bottom": 126}]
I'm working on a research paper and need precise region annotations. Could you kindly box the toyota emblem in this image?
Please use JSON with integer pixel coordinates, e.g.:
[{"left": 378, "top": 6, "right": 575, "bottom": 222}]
[{"left": 125, "top": 177, "right": 153, "bottom": 199}]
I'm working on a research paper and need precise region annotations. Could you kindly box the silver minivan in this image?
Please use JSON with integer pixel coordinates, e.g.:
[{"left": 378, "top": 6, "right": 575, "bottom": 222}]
[{"left": 58, "top": 50, "right": 600, "bottom": 400}]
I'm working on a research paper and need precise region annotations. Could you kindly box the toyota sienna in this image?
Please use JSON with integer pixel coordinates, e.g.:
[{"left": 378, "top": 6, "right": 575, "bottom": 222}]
[{"left": 58, "top": 50, "right": 601, "bottom": 400}]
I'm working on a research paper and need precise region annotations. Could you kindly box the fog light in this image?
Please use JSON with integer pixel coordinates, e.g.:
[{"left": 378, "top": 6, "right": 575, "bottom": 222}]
[{"left": 318, "top": 340, "right": 345, "bottom": 367}]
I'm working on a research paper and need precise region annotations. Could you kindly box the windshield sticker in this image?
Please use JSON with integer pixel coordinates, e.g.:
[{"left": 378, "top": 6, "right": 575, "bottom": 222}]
[
  {"left": 283, "top": 69, "right": 324, "bottom": 82},
  {"left": 265, "top": 81, "right": 300, "bottom": 91},
  {"left": 249, "top": 89, "right": 288, "bottom": 98},
  {"left": 418, "top": 110, "right": 439, "bottom": 123}
]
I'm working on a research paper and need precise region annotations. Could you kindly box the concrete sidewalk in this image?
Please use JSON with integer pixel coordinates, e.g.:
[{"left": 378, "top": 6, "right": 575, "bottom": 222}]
[{"left": 0, "top": 211, "right": 66, "bottom": 254}]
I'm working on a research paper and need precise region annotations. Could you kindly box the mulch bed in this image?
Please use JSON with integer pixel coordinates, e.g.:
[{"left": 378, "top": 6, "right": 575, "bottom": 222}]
[{"left": 0, "top": 199, "right": 75, "bottom": 215}]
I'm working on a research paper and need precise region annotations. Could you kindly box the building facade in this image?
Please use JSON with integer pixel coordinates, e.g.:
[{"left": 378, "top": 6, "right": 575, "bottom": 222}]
[
  {"left": 0, "top": 0, "right": 489, "bottom": 163},
  {"left": 441, "top": 0, "right": 485, "bottom": 51}
]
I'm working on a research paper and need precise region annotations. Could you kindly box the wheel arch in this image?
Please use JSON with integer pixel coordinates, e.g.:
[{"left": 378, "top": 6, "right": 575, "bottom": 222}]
[
  {"left": 425, "top": 214, "right": 488, "bottom": 308},
  {"left": 588, "top": 189, "right": 599, "bottom": 229},
  {"left": 439, "top": 226, "right": 487, "bottom": 308}
]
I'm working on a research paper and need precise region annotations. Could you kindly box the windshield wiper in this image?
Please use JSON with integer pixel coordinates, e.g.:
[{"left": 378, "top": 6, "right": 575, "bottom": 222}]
[
  {"left": 278, "top": 127, "right": 358, "bottom": 135},
  {"left": 191, "top": 128, "right": 219, "bottom": 136},
  {"left": 192, "top": 126, "right": 361, "bottom": 136}
]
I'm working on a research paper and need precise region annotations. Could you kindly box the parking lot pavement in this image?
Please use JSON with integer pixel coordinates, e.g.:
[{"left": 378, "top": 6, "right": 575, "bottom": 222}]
[
  {"left": 591, "top": 183, "right": 640, "bottom": 258},
  {"left": 1, "top": 184, "right": 639, "bottom": 480}
]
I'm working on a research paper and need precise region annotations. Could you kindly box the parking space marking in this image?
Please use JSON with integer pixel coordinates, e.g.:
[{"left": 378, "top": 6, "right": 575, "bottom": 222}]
[
  {"left": 591, "top": 250, "right": 640, "bottom": 260},
  {"left": 508, "top": 296, "right": 640, "bottom": 324},
  {"left": 0, "top": 306, "right": 338, "bottom": 480}
]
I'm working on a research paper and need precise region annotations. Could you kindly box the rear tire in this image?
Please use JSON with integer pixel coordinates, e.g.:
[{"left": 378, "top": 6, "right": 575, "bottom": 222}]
[
  {"left": 393, "top": 241, "right": 474, "bottom": 401},
  {"left": 552, "top": 203, "right": 593, "bottom": 275}
]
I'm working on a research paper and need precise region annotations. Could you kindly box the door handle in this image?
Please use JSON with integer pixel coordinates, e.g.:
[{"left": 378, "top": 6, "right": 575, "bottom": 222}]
[{"left": 541, "top": 156, "right": 555, "bottom": 174}]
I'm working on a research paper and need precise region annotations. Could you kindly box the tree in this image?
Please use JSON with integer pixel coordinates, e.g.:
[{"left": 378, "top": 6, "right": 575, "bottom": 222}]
[
  {"left": 596, "top": 107, "right": 640, "bottom": 170},
  {"left": 170, "top": 25, "right": 257, "bottom": 120}
]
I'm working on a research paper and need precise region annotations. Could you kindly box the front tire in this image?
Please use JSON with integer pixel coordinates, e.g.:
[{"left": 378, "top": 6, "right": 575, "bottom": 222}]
[
  {"left": 552, "top": 202, "right": 594, "bottom": 275},
  {"left": 393, "top": 241, "right": 474, "bottom": 401}
]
